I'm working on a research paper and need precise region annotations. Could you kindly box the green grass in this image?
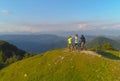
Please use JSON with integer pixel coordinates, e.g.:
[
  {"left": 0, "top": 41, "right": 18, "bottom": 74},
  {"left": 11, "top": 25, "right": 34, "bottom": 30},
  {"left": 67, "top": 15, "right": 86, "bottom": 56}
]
[{"left": 0, "top": 49, "right": 120, "bottom": 81}]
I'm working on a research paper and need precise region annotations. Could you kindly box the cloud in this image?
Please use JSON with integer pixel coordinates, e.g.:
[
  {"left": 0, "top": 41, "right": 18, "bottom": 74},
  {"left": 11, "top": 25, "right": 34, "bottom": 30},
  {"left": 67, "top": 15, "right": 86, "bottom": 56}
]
[
  {"left": 101, "top": 26, "right": 108, "bottom": 30},
  {"left": 112, "top": 24, "right": 120, "bottom": 28},
  {"left": 100, "top": 23, "right": 120, "bottom": 30},
  {"left": 20, "top": 23, "right": 79, "bottom": 32},
  {"left": 0, "top": 10, "right": 11, "bottom": 14},
  {"left": 78, "top": 23, "right": 88, "bottom": 29},
  {"left": 0, "top": 20, "right": 120, "bottom": 35},
  {"left": 0, "top": 22, "right": 86, "bottom": 32}
]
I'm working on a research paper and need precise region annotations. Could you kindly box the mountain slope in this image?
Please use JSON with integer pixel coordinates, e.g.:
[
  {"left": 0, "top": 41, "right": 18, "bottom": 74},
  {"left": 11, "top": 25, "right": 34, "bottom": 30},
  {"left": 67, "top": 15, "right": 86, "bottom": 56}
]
[
  {"left": 87, "top": 36, "right": 120, "bottom": 50},
  {"left": 0, "top": 49, "right": 120, "bottom": 81},
  {"left": 0, "top": 40, "right": 26, "bottom": 57},
  {"left": 0, "top": 40, "right": 32, "bottom": 69}
]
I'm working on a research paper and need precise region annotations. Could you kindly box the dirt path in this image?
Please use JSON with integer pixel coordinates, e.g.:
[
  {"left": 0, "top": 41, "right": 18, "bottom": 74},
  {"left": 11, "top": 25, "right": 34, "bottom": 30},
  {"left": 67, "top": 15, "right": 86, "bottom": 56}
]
[
  {"left": 80, "top": 51, "right": 102, "bottom": 57},
  {"left": 64, "top": 48, "right": 102, "bottom": 57}
]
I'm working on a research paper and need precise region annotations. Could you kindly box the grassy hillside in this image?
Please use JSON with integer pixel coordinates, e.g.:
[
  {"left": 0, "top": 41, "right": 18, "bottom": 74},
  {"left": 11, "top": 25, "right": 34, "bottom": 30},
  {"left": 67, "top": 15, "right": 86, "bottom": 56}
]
[
  {"left": 87, "top": 36, "right": 120, "bottom": 50},
  {"left": 0, "top": 49, "right": 120, "bottom": 81}
]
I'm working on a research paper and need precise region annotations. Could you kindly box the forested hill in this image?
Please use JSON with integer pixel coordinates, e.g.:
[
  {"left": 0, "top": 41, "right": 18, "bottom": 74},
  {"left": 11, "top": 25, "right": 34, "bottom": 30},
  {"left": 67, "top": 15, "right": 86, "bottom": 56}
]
[
  {"left": 0, "top": 40, "right": 32, "bottom": 69},
  {"left": 87, "top": 36, "right": 120, "bottom": 50}
]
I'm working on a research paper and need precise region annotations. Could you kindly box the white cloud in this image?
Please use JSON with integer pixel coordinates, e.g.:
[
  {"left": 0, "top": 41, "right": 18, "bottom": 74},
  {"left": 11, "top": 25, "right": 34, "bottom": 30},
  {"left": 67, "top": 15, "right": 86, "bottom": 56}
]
[
  {"left": 78, "top": 23, "right": 88, "bottom": 29},
  {"left": 101, "top": 26, "right": 108, "bottom": 30},
  {"left": 112, "top": 24, "right": 120, "bottom": 28},
  {"left": 100, "top": 23, "right": 120, "bottom": 30},
  {"left": 0, "top": 10, "right": 10, "bottom": 14},
  {"left": 0, "top": 21, "right": 120, "bottom": 34}
]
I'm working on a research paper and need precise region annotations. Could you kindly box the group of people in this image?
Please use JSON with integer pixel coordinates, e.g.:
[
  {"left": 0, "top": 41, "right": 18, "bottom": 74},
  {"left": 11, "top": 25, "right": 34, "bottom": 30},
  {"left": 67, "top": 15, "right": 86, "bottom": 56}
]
[{"left": 67, "top": 34, "right": 86, "bottom": 51}]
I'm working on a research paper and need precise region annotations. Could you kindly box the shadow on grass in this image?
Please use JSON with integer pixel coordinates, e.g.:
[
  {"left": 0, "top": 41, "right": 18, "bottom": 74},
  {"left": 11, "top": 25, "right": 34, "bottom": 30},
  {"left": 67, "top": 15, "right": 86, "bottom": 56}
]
[{"left": 96, "top": 51, "right": 120, "bottom": 60}]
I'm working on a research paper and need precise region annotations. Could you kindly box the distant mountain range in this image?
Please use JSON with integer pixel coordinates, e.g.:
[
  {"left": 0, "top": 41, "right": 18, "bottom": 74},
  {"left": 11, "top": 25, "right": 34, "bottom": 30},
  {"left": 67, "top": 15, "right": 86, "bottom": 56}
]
[
  {"left": 0, "top": 35, "right": 67, "bottom": 53},
  {"left": 0, "top": 34, "right": 96, "bottom": 54},
  {"left": 87, "top": 36, "right": 120, "bottom": 50},
  {"left": 0, "top": 34, "right": 119, "bottom": 54}
]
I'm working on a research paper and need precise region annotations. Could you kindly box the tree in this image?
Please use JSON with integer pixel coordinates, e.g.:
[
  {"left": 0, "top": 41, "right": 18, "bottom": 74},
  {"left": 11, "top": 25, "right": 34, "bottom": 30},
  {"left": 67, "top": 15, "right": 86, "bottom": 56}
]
[
  {"left": 101, "top": 43, "right": 114, "bottom": 50},
  {"left": 5, "top": 55, "right": 19, "bottom": 64},
  {"left": 0, "top": 50, "right": 5, "bottom": 64},
  {"left": 92, "top": 45, "right": 101, "bottom": 51},
  {"left": 91, "top": 43, "right": 115, "bottom": 51}
]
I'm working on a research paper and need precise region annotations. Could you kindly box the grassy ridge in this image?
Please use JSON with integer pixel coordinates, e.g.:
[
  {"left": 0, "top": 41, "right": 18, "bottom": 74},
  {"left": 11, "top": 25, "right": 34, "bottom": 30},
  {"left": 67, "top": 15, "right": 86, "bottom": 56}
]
[{"left": 0, "top": 49, "right": 120, "bottom": 81}]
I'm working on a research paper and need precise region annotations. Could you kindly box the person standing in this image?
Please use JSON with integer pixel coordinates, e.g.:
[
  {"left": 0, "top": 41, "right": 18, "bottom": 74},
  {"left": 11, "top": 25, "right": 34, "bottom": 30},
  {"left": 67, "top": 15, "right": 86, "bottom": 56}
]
[
  {"left": 67, "top": 36, "right": 73, "bottom": 51},
  {"left": 74, "top": 34, "right": 79, "bottom": 51},
  {"left": 80, "top": 34, "right": 86, "bottom": 50}
]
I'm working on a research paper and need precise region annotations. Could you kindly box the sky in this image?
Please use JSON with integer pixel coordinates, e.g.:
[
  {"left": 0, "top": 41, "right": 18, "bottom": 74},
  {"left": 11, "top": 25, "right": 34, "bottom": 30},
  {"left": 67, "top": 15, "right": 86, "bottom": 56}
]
[{"left": 0, "top": 0, "right": 120, "bottom": 35}]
